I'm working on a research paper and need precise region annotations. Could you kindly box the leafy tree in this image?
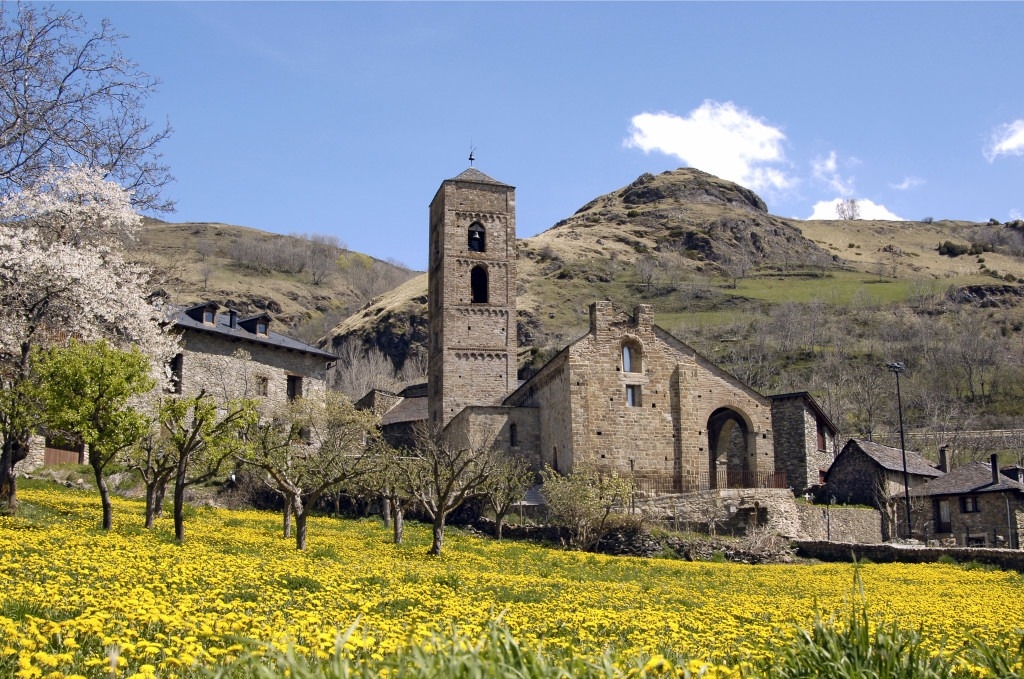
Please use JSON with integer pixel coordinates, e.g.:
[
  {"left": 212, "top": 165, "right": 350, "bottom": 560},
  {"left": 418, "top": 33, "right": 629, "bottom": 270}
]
[
  {"left": 239, "top": 393, "right": 378, "bottom": 550},
  {"left": 34, "top": 340, "right": 154, "bottom": 530},
  {"left": 402, "top": 425, "right": 499, "bottom": 556},
  {"left": 0, "top": 4, "right": 173, "bottom": 210},
  {"left": 541, "top": 462, "right": 634, "bottom": 551},
  {"left": 485, "top": 453, "right": 534, "bottom": 540},
  {"left": 0, "top": 166, "right": 176, "bottom": 515},
  {"left": 158, "top": 392, "right": 258, "bottom": 542}
]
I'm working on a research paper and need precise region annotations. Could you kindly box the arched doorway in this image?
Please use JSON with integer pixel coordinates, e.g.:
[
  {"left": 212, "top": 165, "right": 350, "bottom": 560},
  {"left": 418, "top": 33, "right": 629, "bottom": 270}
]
[{"left": 707, "top": 407, "right": 756, "bottom": 489}]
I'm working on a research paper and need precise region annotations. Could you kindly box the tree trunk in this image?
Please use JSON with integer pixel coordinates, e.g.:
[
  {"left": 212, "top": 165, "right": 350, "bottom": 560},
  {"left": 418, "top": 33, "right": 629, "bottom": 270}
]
[
  {"left": 494, "top": 510, "right": 506, "bottom": 540},
  {"left": 283, "top": 498, "right": 292, "bottom": 538},
  {"left": 392, "top": 503, "right": 404, "bottom": 545},
  {"left": 382, "top": 490, "right": 392, "bottom": 528},
  {"left": 429, "top": 515, "right": 445, "bottom": 556},
  {"left": 173, "top": 473, "right": 186, "bottom": 543},
  {"left": 144, "top": 480, "right": 158, "bottom": 529},
  {"left": 294, "top": 507, "right": 308, "bottom": 551},
  {"left": 0, "top": 434, "right": 29, "bottom": 516},
  {"left": 154, "top": 478, "right": 167, "bottom": 518},
  {"left": 92, "top": 460, "right": 113, "bottom": 531}
]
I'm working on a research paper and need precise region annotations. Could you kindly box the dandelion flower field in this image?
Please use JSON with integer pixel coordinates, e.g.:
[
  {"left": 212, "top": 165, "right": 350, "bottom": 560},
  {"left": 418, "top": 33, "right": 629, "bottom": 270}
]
[{"left": 2, "top": 485, "right": 1023, "bottom": 678}]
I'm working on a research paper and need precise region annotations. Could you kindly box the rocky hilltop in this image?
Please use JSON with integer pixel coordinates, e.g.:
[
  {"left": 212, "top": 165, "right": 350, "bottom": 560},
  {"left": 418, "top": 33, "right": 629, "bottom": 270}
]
[{"left": 322, "top": 168, "right": 840, "bottom": 372}]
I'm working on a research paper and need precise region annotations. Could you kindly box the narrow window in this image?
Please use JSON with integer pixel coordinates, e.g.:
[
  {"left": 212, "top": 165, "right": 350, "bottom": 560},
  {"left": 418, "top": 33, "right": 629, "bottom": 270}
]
[
  {"left": 936, "top": 499, "right": 951, "bottom": 533},
  {"left": 626, "top": 385, "right": 641, "bottom": 407},
  {"left": 287, "top": 375, "right": 303, "bottom": 402},
  {"left": 468, "top": 223, "right": 486, "bottom": 252},
  {"left": 816, "top": 417, "right": 826, "bottom": 451},
  {"left": 622, "top": 342, "right": 641, "bottom": 373},
  {"left": 510, "top": 423, "right": 518, "bottom": 447},
  {"left": 256, "top": 321, "right": 267, "bottom": 335},
  {"left": 203, "top": 309, "right": 215, "bottom": 324},
  {"left": 471, "top": 266, "right": 488, "bottom": 303},
  {"left": 255, "top": 376, "right": 269, "bottom": 397}
]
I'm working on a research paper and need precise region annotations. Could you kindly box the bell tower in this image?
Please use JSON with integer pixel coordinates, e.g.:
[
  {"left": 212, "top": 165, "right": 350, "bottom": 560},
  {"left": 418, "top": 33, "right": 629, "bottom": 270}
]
[{"left": 427, "top": 168, "right": 517, "bottom": 429}]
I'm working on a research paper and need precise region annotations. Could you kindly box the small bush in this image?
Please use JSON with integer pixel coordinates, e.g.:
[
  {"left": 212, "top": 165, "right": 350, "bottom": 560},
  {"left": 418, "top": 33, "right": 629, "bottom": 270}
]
[
  {"left": 938, "top": 241, "right": 969, "bottom": 257},
  {"left": 921, "top": 216, "right": 934, "bottom": 224}
]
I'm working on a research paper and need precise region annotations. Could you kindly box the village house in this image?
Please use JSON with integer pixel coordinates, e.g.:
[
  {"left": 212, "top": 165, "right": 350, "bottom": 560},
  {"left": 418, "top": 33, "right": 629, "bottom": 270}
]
[
  {"left": 165, "top": 301, "right": 337, "bottom": 404},
  {"left": 22, "top": 301, "right": 337, "bottom": 471},
  {"left": 905, "top": 454, "right": 1024, "bottom": 548},
  {"left": 824, "top": 438, "right": 944, "bottom": 509}
]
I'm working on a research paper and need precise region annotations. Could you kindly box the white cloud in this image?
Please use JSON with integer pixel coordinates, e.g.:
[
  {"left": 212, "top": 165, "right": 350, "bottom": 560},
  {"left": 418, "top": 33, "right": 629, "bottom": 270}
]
[
  {"left": 811, "top": 151, "right": 855, "bottom": 196},
  {"left": 625, "top": 101, "right": 794, "bottom": 192},
  {"left": 984, "top": 119, "right": 1024, "bottom": 161},
  {"left": 1010, "top": 209, "right": 1023, "bottom": 221},
  {"left": 807, "top": 198, "right": 903, "bottom": 221},
  {"left": 890, "top": 176, "right": 924, "bottom": 191}
]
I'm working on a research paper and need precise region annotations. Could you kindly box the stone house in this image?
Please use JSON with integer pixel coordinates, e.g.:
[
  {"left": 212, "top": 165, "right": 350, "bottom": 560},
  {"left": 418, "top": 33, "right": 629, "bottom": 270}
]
[
  {"left": 23, "top": 301, "right": 337, "bottom": 472},
  {"left": 371, "top": 167, "right": 825, "bottom": 495},
  {"left": 905, "top": 454, "right": 1024, "bottom": 548},
  {"left": 166, "top": 301, "right": 337, "bottom": 405},
  {"left": 824, "top": 438, "right": 944, "bottom": 508}
]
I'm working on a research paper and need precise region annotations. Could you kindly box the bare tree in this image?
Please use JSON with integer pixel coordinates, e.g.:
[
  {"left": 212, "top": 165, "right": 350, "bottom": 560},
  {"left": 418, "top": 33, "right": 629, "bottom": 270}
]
[
  {"left": 305, "top": 233, "right": 342, "bottom": 286},
  {"left": 239, "top": 393, "right": 377, "bottom": 550},
  {"left": 199, "top": 262, "right": 214, "bottom": 291},
  {"left": 0, "top": 4, "right": 173, "bottom": 211},
  {"left": 485, "top": 453, "right": 534, "bottom": 539},
  {"left": 402, "top": 424, "right": 499, "bottom": 555},
  {"left": 721, "top": 254, "right": 751, "bottom": 289},
  {"left": 331, "top": 338, "right": 403, "bottom": 400},
  {"left": 635, "top": 255, "right": 658, "bottom": 291},
  {"left": 836, "top": 199, "right": 860, "bottom": 221}
]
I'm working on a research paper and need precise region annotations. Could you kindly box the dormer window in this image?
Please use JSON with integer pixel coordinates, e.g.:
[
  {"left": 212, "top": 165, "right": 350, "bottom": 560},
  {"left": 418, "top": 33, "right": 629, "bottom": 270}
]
[
  {"left": 256, "top": 321, "right": 267, "bottom": 335},
  {"left": 203, "top": 310, "right": 215, "bottom": 324},
  {"left": 468, "top": 223, "right": 486, "bottom": 252}
]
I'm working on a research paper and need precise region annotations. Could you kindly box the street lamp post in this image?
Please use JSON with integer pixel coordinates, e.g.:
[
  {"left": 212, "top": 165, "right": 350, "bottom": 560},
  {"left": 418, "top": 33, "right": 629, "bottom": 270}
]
[{"left": 887, "top": 361, "right": 912, "bottom": 539}]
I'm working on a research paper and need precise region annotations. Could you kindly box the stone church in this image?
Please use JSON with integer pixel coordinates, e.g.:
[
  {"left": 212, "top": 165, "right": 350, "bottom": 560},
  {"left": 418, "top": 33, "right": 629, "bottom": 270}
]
[{"left": 372, "top": 168, "right": 835, "bottom": 496}]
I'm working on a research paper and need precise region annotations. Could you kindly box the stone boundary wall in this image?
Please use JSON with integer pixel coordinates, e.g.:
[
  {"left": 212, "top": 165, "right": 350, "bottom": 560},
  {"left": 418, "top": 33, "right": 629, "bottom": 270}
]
[
  {"left": 796, "top": 541, "right": 1024, "bottom": 571},
  {"left": 794, "top": 503, "right": 882, "bottom": 544}
]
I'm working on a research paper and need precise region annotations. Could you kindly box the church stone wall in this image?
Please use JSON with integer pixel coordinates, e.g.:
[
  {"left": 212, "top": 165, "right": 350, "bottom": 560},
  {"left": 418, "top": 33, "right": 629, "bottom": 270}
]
[
  {"left": 562, "top": 302, "right": 773, "bottom": 487},
  {"left": 772, "top": 396, "right": 834, "bottom": 494},
  {"left": 447, "top": 405, "right": 542, "bottom": 470}
]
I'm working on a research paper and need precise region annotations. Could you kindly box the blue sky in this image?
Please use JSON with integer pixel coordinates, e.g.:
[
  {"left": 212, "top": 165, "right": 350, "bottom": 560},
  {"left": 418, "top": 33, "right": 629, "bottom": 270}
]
[{"left": 62, "top": 2, "right": 1024, "bottom": 270}]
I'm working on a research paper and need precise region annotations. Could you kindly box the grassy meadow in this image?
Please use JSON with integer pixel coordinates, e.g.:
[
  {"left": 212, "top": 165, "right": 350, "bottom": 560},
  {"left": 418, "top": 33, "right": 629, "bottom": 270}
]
[{"left": 2, "top": 484, "right": 1024, "bottom": 677}]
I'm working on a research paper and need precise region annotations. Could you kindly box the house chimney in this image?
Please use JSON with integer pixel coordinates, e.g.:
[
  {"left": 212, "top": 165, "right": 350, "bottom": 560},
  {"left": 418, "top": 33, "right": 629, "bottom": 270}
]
[
  {"left": 228, "top": 309, "right": 238, "bottom": 329},
  {"left": 938, "top": 445, "right": 949, "bottom": 473},
  {"left": 991, "top": 453, "right": 1000, "bottom": 485}
]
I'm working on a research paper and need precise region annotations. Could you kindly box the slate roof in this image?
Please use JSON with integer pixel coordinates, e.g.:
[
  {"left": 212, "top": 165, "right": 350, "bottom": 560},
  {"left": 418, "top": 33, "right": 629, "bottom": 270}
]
[
  {"left": 911, "top": 461, "right": 1024, "bottom": 497},
  {"left": 845, "top": 439, "right": 944, "bottom": 478},
  {"left": 449, "top": 167, "right": 511, "bottom": 187},
  {"left": 168, "top": 304, "right": 338, "bottom": 361},
  {"left": 380, "top": 396, "right": 427, "bottom": 426}
]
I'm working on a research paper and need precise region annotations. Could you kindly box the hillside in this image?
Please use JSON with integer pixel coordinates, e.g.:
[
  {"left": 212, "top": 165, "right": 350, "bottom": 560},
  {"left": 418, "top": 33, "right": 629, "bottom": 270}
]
[
  {"left": 129, "top": 219, "right": 419, "bottom": 343},
  {"left": 325, "top": 168, "right": 1024, "bottom": 371}
]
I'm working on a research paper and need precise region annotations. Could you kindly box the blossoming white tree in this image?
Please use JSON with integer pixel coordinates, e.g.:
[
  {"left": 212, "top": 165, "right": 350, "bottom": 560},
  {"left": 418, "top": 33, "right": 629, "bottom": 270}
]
[{"left": 0, "top": 165, "right": 176, "bottom": 514}]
